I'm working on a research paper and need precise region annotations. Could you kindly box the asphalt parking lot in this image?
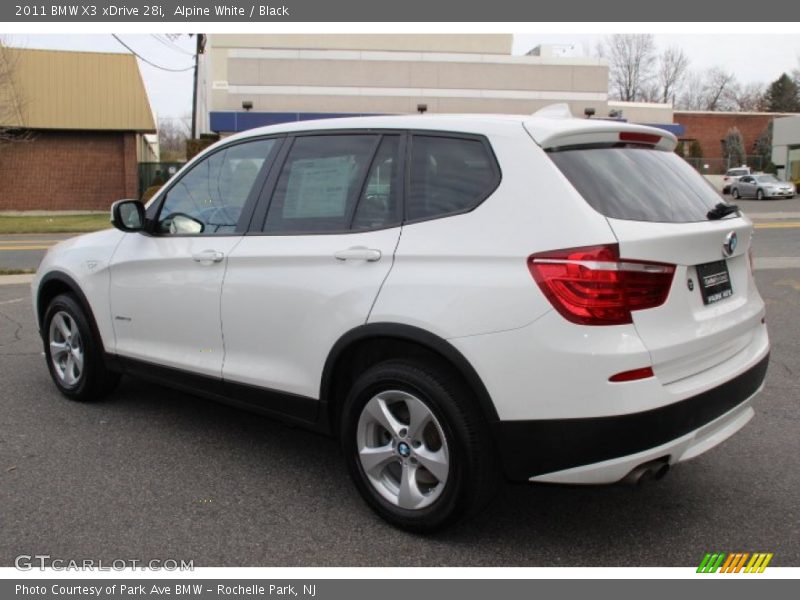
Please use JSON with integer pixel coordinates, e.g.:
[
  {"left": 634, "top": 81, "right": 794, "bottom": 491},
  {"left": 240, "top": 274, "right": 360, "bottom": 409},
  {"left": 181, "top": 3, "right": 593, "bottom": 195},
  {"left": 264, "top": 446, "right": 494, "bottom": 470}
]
[{"left": 0, "top": 204, "right": 799, "bottom": 567}]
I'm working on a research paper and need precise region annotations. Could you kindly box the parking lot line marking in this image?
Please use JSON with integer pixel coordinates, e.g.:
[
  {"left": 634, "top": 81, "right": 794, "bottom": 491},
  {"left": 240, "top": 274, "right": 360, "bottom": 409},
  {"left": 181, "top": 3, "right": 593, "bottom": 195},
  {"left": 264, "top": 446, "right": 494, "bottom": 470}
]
[
  {"left": 0, "top": 245, "right": 54, "bottom": 250},
  {"left": 0, "top": 239, "right": 60, "bottom": 242},
  {"left": 754, "top": 222, "right": 800, "bottom": 229}
]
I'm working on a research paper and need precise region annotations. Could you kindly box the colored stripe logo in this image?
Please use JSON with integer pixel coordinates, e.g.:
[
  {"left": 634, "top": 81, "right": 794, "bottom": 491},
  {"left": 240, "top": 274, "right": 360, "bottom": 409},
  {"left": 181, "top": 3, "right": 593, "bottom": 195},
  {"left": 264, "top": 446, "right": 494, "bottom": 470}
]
[{"left": 697, "top": 552, "right": 773, "bottom": 573}]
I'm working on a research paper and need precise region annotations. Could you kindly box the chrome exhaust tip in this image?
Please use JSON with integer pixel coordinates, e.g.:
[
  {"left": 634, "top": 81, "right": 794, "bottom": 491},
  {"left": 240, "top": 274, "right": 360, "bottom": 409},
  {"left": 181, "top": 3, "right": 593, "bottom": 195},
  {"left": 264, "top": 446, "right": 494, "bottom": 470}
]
[{"left": 622, "top": 457, "right": 670, "bottom": 486}]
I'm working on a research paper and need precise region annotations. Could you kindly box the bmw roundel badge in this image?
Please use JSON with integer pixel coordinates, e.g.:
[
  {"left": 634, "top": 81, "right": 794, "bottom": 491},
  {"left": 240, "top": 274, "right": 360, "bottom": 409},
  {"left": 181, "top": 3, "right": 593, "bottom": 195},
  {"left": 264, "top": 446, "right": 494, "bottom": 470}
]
[{"left": 723, "top": 231, "right": 738, "bottom": 257}]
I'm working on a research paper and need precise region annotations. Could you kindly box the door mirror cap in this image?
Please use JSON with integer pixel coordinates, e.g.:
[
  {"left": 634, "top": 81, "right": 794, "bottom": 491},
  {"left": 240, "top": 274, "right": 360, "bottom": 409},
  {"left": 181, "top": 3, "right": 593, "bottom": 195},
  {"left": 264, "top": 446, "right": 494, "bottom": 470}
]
[
  {"left": 168, "top": 213, "right": 205, "bottom": 235},
  {"left": 111, "top": 199, "right": 145, "bottom": 232}
]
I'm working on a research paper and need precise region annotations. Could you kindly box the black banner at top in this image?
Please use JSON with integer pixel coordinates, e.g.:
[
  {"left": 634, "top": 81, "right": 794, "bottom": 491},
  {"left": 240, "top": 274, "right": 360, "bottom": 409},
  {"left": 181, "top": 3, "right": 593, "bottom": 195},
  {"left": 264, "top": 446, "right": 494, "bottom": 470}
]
[{"left": 3, "top": 0, "right": 800, "bottom": 22}]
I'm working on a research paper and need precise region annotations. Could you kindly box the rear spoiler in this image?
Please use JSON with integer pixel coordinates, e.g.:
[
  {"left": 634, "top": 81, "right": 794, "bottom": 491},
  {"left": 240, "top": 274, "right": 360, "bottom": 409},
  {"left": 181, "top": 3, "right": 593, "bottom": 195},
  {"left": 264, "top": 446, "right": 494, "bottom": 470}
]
[{"left": 523, "top": 104, "right": 677, "bottom": 152}]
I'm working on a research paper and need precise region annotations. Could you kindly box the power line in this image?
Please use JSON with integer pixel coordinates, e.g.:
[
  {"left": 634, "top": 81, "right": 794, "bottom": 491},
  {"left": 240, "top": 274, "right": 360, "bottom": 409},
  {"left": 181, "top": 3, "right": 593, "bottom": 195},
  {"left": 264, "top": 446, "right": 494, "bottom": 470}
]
[
  {"left": 150, "top": 34, "right": 195, "bottom": 57},
  {"left": 111, "top": 34, "right": 194, "bottom": 72}
]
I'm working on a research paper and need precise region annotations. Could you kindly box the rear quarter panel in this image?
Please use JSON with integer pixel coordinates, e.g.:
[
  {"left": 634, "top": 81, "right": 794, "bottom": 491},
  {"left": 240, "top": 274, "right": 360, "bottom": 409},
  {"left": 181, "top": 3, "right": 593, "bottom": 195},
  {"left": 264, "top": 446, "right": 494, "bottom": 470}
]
[{"left": 369, "top": 126, "right": 617, "bottom": 339}]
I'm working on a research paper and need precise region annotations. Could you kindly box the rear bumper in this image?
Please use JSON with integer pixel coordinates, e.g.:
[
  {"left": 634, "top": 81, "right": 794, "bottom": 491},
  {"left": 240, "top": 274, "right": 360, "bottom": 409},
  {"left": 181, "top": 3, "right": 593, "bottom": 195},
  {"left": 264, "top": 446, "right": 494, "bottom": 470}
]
[{"left": 491, "top": 353, "right": 769, "bottom": 482}]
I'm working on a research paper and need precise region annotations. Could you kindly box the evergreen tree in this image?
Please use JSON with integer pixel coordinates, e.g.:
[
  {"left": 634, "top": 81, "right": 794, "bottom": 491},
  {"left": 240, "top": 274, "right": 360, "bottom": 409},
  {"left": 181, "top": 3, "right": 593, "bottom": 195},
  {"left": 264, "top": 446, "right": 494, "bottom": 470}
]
[
  {"left": 764, "top": 73, "right": 800, "bottom": 112},
  {"left": 724, "top": 128, "right": 746, "bottom": 168},
  {"left": 754, "top": 122, "right": 776, "bottom": 173}
]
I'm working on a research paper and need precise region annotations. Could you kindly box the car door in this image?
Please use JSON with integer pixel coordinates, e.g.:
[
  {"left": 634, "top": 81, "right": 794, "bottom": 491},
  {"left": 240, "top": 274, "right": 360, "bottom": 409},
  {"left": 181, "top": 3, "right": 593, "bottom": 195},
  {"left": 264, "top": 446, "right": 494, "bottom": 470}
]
[
  {"left": 739, "top": 176, "right": 755, "bottom": 198},
  {"left": 109, "top": 137, "right": 282, "bottom": 378},
  {"left": 221, "top": 132, "right": 404, "bottom": 410}
]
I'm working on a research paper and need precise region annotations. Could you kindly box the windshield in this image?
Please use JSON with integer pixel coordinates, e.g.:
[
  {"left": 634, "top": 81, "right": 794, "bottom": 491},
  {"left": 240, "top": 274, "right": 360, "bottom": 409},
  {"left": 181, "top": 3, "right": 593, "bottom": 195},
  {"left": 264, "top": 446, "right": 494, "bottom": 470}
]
[
  {"left": 548, "top": 147, "right": 724, "bottom": 223},
  {"left": 755, "top": 175, "right": 780, "bottom": 183}
]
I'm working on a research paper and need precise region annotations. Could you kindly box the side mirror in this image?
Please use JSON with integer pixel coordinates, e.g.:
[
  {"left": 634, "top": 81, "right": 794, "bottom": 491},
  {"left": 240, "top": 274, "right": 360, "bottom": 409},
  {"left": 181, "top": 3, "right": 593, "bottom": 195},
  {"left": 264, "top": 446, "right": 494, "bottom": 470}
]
[
  {"left": 111, "top": 200, "right": 145, "bottom": 232},
  {"left": 169, "top": 213, "right": 204, "bottom": 235}
]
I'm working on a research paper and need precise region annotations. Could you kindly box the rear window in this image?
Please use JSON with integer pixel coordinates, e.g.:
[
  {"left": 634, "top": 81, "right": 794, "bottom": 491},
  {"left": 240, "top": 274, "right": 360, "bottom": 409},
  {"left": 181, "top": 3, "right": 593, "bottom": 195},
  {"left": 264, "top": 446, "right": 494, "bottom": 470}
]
[{"left": 548, "top": 147, "right": 723, "bottom": 223}]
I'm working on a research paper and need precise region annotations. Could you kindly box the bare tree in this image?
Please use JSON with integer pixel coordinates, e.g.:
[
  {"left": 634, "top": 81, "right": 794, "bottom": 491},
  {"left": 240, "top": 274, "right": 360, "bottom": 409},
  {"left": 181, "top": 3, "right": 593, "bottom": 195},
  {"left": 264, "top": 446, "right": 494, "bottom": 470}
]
[
  {"left": 158, "top": 115, "right": 191, "bottom": 161},
  {"left": 0, "top": 39, "right": 32, "bottom": 145},
  {"left": 656, "top": 47, "right": 690, "bottom": 104},
  {"left": 702, "top": 67, "right": 737, "bottom": 111},
  {"left": 676, "top": 71, "right": 705, "bottom": 110},
  {"left": 678, "top": 68, "right": 739, "bottom": 111},
  {"left": 731, "top": 81, "right": 766, "bottom": 112},
  {"left": 604, "top": 34, "right": 657, "bottom": 102}
]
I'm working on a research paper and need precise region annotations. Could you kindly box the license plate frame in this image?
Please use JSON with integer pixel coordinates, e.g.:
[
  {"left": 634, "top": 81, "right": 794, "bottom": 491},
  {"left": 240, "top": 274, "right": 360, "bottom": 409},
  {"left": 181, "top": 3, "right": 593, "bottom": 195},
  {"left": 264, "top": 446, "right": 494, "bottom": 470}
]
[{"left": 696, "top": 260, "right": 733, "bottom": 305}]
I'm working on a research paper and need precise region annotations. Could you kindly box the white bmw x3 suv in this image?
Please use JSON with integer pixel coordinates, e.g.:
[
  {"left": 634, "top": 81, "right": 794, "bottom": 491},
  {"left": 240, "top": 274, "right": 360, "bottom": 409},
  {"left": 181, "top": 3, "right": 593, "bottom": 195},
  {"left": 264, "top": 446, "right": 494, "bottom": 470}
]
[{"left": 32, "top": 108, "right": 770, "bottom": 531}]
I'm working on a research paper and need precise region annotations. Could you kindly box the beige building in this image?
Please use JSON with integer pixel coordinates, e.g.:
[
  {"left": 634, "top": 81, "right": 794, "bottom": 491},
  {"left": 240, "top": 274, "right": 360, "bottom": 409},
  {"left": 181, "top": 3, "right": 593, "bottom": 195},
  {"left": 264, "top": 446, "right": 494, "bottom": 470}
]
[
  {"left": 607, "top": 100, "right": 674, "bottom": 125},
  {"left": 199, "top": 34, "right": 609, "bottom": 134},
  {"left": 0, "top": 47, "right": 156, "bottom": 210}
]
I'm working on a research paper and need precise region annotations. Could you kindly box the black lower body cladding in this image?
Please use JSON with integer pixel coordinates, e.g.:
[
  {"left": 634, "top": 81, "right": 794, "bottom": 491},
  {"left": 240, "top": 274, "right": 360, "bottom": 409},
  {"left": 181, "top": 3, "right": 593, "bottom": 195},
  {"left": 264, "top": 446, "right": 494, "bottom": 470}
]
[{"left": 492, "top": 354, "right": 769, "bottom": 481}]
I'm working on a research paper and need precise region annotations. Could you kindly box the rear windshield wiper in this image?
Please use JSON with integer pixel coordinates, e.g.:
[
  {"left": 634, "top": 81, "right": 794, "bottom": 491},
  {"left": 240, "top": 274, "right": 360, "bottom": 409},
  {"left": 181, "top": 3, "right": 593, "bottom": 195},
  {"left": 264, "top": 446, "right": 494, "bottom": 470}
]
[{"left": 707, "top": 202, "right": 740, "bottom": 220}]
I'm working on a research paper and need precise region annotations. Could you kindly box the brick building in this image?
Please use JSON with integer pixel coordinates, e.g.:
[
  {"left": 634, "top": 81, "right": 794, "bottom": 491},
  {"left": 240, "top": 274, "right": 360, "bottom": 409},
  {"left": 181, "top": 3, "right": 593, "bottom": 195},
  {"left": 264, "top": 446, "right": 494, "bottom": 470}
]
[
  {"left": 0, "top": 47, "right": 156, "bottom": 211},
  {"left": 674, "top": 110, "right": 792, "bottom": 164}
]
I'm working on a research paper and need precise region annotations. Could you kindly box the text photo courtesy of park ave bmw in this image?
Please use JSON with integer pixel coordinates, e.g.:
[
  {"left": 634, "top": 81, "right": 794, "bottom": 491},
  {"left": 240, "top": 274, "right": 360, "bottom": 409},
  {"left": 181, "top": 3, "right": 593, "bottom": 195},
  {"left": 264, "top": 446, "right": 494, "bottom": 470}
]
[{"left": 1, "top": 4, "right": 800, "bottom": 587}]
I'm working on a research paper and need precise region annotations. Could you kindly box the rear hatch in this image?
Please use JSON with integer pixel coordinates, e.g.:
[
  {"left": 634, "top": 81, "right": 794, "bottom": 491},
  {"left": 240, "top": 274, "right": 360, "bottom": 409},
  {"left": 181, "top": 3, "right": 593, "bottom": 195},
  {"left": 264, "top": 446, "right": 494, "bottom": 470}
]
[{"left": 525, "top": 116, "right": 764, "bottom": 385}]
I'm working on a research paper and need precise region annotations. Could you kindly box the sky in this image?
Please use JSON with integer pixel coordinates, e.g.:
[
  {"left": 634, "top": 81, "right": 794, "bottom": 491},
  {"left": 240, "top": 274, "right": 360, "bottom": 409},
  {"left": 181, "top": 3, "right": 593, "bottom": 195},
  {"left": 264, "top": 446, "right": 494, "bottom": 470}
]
[{"left": 4, "top": 33, "right": 800, "bottom": 123}]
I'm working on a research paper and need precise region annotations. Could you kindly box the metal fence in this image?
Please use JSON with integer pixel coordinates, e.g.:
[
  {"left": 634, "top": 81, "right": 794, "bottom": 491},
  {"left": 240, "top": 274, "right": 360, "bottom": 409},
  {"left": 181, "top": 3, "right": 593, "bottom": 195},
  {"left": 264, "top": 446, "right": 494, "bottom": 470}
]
[
  {"left": 138, "top": 162, "right": 185, "bottom": 198},
  {"left": 683, "top": 155, "right": 771, "bottom": 175}
]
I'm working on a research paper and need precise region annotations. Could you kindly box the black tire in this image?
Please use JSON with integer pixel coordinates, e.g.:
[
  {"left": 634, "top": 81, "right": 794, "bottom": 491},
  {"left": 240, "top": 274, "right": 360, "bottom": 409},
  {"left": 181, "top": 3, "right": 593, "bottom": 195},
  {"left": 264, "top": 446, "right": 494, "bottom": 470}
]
[
  {"left": 756, "top": 189, "right": 764, "bottom": 200},
  {"left": 340, "top": 360, "right": 498, "bottom": 532},
  {"left": 43, "top": 293, "right": 120, "bottom": 402},
  {"left": 732, "top": 188, "right": 740, "bottom": 199}
]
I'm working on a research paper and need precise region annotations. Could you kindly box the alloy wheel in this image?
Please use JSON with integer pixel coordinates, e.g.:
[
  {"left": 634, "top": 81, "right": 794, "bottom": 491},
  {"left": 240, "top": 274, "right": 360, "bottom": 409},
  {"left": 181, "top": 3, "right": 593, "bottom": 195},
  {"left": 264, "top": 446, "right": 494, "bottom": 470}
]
[
  {"left": 356, "top": 390, "right": 450, "bottom": 510},
  {"left": 49, "top": 311, "right": 84, "bottom": 386}
]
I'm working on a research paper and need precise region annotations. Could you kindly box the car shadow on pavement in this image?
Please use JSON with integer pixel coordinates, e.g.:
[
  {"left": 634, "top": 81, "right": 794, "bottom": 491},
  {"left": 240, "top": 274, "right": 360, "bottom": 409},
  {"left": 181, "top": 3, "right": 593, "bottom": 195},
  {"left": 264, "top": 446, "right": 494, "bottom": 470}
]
[{"left": 105, "top": 375, "right": 720, "bottom": 567}]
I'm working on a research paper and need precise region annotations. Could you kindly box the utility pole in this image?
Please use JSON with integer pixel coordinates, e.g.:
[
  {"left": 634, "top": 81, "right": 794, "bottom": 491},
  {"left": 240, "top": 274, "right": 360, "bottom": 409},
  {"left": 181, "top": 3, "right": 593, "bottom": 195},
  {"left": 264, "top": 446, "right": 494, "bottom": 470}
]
[{"left": 191, "top": 34, "right": 206, "bottom": 140}]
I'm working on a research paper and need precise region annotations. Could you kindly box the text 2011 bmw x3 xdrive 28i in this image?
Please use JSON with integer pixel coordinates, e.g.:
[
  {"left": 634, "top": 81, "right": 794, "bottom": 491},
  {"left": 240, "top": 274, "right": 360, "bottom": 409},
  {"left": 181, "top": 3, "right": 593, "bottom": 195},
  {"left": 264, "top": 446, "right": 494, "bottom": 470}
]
[{"left": 32, "top": 107, "right": 770, "bottom": 532}]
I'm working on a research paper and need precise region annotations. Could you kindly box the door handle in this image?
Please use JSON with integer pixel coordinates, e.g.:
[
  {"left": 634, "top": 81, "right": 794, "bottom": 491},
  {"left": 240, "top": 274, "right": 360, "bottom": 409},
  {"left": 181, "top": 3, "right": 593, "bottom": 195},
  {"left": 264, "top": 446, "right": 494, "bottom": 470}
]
[
  {"left": 192, "top": 249, "right": 224, "bottom": 263},
  {"left": 334, "top": 247, "right": 382, "bottom": 262}
]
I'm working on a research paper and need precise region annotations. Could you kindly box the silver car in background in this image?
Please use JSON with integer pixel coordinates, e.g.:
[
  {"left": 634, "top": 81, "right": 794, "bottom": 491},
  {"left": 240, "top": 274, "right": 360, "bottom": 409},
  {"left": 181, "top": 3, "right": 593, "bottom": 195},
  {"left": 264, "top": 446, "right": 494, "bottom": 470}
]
[{"left": 731, "top": 174, "right": 796, "bottom": 200}]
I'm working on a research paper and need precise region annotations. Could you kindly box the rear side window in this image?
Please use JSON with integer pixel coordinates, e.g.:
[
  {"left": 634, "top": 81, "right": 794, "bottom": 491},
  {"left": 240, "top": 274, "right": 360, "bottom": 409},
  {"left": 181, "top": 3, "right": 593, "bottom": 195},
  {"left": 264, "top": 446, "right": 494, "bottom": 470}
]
[
  {"left": 264, "top": 135, "right": 379, "bottom": 234},
  {"left": 549, "top": 147, "right": 723, "bottom": 223},
  {"left": 408, "top": 135, "right": 499, "bottom": 222}
]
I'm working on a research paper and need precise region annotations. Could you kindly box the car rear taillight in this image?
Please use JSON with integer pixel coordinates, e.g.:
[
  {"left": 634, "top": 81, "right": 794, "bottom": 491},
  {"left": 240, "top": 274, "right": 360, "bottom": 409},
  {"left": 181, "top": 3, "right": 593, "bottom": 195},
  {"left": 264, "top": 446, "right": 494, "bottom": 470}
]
[{"left": 527, "top": 244, "right": 675, "bottom": 326}]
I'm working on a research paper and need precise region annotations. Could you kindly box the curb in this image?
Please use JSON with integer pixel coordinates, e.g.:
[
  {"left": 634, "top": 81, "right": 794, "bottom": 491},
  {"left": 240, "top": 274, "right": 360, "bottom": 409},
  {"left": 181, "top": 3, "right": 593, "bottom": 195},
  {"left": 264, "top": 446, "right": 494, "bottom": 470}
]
[
  {"left": 745, "top": 211, "right": 800, "bottom": 221},
  {"left": 0, "top": 274, "right": 35, "bottom": 286}
]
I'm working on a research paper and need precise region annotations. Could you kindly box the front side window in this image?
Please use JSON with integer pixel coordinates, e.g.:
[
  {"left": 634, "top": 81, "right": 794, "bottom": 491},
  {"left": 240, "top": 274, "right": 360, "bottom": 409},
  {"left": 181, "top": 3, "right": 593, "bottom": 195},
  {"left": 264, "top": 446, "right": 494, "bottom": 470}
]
[
  {"left": 407, "top": 135, "right": 498, "bottom": 222},
  {"left": 157, "top": 138, "right": 277, "bottom": 235},
  {"left": 264, "top": 134, "right": 390, "bottom": 234}
]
